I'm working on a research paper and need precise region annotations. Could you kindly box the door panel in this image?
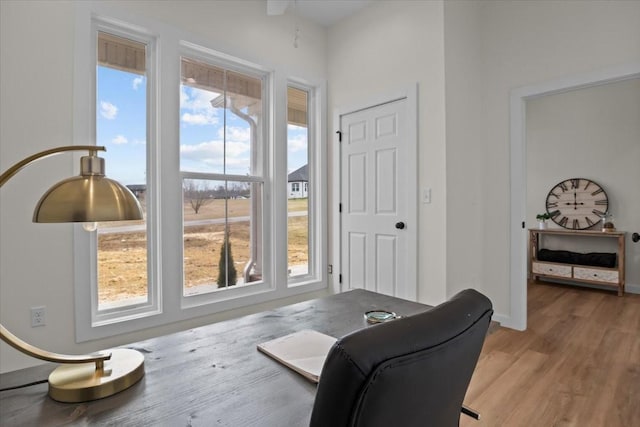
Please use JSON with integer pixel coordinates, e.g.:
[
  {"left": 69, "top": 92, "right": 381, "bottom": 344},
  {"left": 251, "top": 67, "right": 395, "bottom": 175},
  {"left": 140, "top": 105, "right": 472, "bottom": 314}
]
[
  {"left": 348, "top": 232, "right": 367, "bottom": 288},
  {"left": 376, "top": 234, "right": 397, "bottom": 296},
  {"left": 348, "top": 154, "right": 367, "bottom": 213},
  {"left": 340, "top": 98, "right": 416, "bottom": 300},
  {"left": 376, "top": 149, "right": 396, "bottom": 214}
]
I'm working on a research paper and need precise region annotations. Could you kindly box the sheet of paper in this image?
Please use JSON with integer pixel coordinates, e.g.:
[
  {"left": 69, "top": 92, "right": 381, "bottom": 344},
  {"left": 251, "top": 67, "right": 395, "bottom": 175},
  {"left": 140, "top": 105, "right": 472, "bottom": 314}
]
[{"left": 257, "top": 329, "right": 337, "bottom": 383}]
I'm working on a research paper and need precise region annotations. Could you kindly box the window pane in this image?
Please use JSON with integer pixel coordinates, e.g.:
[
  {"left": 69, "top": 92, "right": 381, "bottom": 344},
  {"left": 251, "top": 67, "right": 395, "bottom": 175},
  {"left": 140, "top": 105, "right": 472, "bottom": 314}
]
[
  {"left": 96, "top": 32, "right": 148, "bottom": 309},
  {"left": 287, "top": 86, "right": 310, "bottom": 278},
  {"left": 180, "top": 56, "right": 264, "bottom": 297},
  {"left": 180, "top": 58, "right": 262, "bottom": 175},
  {"left": 183, "top": 179, "right": 262, "bottom": 295}
]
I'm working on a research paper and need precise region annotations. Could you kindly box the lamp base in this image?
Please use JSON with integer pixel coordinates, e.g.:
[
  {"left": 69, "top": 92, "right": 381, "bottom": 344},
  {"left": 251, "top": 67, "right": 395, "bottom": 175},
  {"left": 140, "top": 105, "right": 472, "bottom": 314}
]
[{"left": 48, "top": 348, "right": 144, "bottom": 403}]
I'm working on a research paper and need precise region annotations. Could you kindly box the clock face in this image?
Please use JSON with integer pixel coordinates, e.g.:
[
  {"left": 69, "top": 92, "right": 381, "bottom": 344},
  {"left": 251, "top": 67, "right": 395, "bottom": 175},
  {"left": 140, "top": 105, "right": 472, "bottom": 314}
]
[{"left": 545, "top": 178, "right": 608, "bottom": 230}]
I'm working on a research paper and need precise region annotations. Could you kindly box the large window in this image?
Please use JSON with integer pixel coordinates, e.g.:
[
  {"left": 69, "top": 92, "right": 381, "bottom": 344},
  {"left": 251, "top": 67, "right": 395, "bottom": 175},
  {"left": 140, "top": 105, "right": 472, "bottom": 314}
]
[
  {"left": 287, "top": 86, "right": 311, "bottom": 279},
  {"left": 96, "top": 31, "right": 151, "bottom": 312},
  {"left": 75, "top": 7, "right": 325, "bottom": 341},
  {"left": 180, "top": 56, "right": 266, "bottom": 298}
]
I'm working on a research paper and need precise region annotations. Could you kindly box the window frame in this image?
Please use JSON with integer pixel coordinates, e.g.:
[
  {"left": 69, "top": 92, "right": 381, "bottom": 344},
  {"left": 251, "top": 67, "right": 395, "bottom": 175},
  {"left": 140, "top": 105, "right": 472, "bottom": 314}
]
[
  {"left": 73, "top": 3, "right": 327, "bottom": 343},
  {"left": 178, "top": 43, "right": 274, "bottom": 308},
  {"left": 286, "top": 81, "right": 325, "bottom": 287},
  {"left": 74, "top": 15, "right": 162, "bottom": 342}
]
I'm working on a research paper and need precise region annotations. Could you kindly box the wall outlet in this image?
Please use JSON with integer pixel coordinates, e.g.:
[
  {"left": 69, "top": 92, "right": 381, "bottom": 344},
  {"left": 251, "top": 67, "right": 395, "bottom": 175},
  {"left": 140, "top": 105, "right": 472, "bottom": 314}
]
[{"left": 31, "top": 306, "right": 46, "bottom": 327}]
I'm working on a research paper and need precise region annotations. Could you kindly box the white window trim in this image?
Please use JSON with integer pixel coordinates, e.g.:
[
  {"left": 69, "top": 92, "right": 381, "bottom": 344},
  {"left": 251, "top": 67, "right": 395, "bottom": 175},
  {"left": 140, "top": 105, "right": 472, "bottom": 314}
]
[
  {"left": 73, "top": 2, "right": 327, "bottom": 343},
  {"left": 286, "top": 81, "right": 326, "bottom": 287}
]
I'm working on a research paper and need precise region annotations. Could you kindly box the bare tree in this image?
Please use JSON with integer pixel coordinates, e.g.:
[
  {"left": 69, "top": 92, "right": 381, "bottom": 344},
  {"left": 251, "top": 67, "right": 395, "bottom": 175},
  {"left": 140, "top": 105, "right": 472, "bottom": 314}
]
[{"left": 183, "top": 180, "right": 213, "bottom": 214}]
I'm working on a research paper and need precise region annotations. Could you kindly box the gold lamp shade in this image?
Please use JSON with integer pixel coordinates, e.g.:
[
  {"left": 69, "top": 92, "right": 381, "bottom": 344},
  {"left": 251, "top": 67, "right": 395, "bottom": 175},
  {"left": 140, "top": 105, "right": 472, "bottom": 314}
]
[
  {"left": 33, "top": 152, "right": 142, "bottom": 223},
  {"left": 34, "top": 176, "right": 143, "bottom": 223}
]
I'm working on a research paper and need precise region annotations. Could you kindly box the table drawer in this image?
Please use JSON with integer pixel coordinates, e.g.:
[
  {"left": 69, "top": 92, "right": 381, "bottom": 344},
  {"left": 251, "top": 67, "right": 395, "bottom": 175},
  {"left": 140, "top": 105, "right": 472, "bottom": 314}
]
[
  {"left": 532, "top": 262, "right": 572, "bottom": 278},
  {"left": 573, "top": 267, "right": 619, "bottom": 284}
]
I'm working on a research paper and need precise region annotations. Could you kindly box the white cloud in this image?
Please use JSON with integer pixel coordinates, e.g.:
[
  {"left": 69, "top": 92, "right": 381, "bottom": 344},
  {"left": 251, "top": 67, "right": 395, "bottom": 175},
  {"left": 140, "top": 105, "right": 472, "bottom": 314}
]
[
  {"left": 132, "top": 76, "right": 145, "bottom": 90},
  {"left": 180, "top": 139, "right": 251, "bottom": 174},
  {"left": 182, "top": 112, "right": 217, "bottom": 126},
  {"left": 100, "top": 101, "right": 118, "bottom": 120},
  {"left": 287, "top": 134, "right": 307, "bottom": 153},
  {"left": 218, "top": 126, "right": 251, "bottom": 143},
  {"left": 112, "top": 135, "right": 128, "bottom": 145},
  {"left": 287, "top": 124, "right": 308, "bottom": 153},
  {"left": 180, "top": 86, "right": 220, "bottom": 126}
]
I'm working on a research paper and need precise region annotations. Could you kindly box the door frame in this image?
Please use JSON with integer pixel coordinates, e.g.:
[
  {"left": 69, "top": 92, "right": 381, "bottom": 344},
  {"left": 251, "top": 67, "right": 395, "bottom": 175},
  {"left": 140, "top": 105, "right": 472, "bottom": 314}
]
[
  {"left": 509, "top": 62, "right": 640, "bottom": 330},
  {"left": 332, "top": 84, "right": 418, "bottom": 296}
]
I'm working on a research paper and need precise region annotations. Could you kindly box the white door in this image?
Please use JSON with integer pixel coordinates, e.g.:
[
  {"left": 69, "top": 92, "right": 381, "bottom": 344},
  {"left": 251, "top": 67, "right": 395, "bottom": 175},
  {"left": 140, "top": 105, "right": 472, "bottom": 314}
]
[{"left": 339, "top": 97, "right": 417, "bottom": 300}]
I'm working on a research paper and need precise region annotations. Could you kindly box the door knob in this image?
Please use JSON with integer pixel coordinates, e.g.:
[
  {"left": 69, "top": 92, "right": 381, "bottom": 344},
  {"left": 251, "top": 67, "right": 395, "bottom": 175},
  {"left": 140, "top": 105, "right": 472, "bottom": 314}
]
[
  {"left": 395, "top": 222, "right": 405, "bottom": 230},
  {"left": 633, "top": 232, "right": 640, "bottom": 243}
]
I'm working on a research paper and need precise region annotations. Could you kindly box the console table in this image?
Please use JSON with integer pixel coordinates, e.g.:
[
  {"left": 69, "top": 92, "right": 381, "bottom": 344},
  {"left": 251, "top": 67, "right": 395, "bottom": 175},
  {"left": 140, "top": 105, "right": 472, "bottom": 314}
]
[
  {"left": 529, "top": 228, "right": 626, "bottom": 296},
  {"left": 0, "top": 290, "right": 439, "bottom": 426}
]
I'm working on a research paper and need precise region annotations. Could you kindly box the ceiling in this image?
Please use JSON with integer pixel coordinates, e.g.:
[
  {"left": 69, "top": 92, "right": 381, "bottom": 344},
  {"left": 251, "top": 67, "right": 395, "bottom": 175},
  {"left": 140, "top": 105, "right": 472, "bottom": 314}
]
[{"left": 266, "top": 0, "right": 372, "bottom": 27}]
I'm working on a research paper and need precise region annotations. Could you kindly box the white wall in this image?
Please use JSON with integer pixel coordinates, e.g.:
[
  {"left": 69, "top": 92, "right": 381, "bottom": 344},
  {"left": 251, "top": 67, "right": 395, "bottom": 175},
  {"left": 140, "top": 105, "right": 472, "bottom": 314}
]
[
  {"left": 327, "top": 0, "right": 448, "bottom": 305},
  {"left": 0, "top": 0, "right": 328, "bottom": 373},
  {"left": 526, "top": 78, "right": 640, "bottom": 290},
  {"left": 443, "top": 0, "right": 486, "bottom": 300},
  {"left": 443, "top": 0, "right": 640, "bottom": 324}
]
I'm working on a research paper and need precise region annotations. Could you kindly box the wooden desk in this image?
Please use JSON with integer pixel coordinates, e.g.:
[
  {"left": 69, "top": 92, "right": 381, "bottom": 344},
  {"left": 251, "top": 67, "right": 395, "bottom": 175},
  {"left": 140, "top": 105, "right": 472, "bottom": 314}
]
[{"left": 0, "top": 290, "right": 435, "bottom": 426}]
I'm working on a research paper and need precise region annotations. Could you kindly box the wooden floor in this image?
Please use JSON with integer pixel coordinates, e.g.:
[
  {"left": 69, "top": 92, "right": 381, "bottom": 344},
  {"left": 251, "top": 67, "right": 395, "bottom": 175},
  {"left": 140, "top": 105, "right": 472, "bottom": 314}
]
[{"left": 461, "top": 281, "right": 640, "bottom": 427}]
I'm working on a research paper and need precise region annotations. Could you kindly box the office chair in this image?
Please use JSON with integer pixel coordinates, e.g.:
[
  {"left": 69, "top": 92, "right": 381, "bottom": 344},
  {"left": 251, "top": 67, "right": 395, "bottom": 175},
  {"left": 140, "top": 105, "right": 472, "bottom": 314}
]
[{"left": 309, "top": 289, "right": 493, "bottom": 427}]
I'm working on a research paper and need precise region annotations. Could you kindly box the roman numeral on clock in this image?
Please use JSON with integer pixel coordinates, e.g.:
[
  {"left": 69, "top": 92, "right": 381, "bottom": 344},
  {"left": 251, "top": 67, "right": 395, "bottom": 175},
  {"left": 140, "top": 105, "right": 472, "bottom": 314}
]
[
  {"left": 595, "top": 199, "right": 608, "bottom": 206},
  {"left": 592, "top": 209, "right": 606, "bottom": 216},
  {"left": 586, "top": 217, "right": 595, "bottom": 227},
  {"left": 573, "top": 219, "right": 580, "bottom": 229},
  {"left": 559, "top": 182, "right": 568, "bottom": 192},
  {"left": 549, "top": 210, "right": 560, "bottom": 219},
  {"left": 591, "top": 188, "right": 604, "bottom": 196},
  {"left": 546, "top": 201, "right": 558, "bottom": 209},
  {"left": 571, "top": 179, "right": 580, "bottom": 189},
  {"left": 559, "top": 217, "right": 568, "bottom": 227}
]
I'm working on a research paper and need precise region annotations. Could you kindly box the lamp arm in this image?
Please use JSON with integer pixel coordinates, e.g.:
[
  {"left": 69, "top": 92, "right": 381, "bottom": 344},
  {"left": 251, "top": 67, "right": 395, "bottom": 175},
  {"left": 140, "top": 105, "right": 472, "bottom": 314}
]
[
  {"left": 0, "top": 145, "right": 111, "bottom": 367},
  {"left": 1, "top": 325, "right": 111, "bottom": 365},
  {"left": 0, "top": 145, "right": 106, "bottom": 187}
]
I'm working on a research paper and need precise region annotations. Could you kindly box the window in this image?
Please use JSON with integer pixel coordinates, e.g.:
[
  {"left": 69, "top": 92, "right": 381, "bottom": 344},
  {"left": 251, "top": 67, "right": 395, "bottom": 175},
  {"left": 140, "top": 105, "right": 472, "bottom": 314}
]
[
  {"left": 287, "top": 85, "right": 312, "bottom": 280},
  {"left": 75, "top": 6, "right": 325, "bottom": 341},
  {"left": 96, "top": 32, "right": 149, "bottom": 311},
  {"left": 180, "top": 55, "right": 266, "bottom": 299}
]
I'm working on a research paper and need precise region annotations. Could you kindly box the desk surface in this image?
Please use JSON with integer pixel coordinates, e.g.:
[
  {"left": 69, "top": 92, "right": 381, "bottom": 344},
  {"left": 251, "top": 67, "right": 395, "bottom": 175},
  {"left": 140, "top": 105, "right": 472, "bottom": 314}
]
[{"left": 0, "top": 289, "right": 434, "bottom": 426}]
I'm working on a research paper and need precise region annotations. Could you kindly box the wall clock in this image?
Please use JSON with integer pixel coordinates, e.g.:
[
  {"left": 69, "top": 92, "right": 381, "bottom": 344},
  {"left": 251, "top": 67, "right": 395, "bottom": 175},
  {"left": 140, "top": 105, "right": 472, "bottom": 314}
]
[{"left": 545, "top": 178, "right": 608, "bottom": 230}]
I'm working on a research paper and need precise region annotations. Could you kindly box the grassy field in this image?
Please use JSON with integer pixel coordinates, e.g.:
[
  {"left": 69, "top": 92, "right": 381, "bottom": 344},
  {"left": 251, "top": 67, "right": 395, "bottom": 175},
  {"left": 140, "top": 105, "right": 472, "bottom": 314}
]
[{"left": 98, "top": 198, "right": 309, "bottom": 304}]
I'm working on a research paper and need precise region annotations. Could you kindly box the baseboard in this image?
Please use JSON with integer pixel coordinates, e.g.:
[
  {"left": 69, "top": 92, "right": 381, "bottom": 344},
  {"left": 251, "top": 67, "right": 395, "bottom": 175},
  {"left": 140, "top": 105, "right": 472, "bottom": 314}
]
[
  {"left": 491, "top": 313, "right": 512, "bottom": 329},
  {"left": 626, "top": 283, "right": 640, "bottom": 294}
]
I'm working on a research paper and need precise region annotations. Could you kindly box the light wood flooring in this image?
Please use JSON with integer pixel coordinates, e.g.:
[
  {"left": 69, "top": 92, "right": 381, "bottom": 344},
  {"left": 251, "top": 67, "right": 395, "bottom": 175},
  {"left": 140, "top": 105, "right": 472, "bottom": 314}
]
[{"left": 460, "top": 281, "right": 640, "bottom": 427}]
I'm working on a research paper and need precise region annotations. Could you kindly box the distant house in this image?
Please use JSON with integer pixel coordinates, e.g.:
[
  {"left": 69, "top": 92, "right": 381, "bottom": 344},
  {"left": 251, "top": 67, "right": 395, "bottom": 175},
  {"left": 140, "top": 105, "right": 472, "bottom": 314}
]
[{"left": 287, "top": 164, "right": 308, "bottom": 199}]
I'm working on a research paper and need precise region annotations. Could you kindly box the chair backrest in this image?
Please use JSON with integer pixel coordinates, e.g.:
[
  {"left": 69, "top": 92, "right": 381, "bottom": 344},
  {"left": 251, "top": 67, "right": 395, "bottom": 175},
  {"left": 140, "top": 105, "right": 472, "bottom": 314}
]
[{"left": 309, "top": 289, "right": 493, "bottom": 427}]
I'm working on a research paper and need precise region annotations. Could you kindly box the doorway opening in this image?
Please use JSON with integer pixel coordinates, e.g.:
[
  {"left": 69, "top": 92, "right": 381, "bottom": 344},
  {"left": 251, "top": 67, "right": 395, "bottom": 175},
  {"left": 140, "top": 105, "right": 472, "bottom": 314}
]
[{"left": 509, "top": 63, "right": 640, "bottom": 330}]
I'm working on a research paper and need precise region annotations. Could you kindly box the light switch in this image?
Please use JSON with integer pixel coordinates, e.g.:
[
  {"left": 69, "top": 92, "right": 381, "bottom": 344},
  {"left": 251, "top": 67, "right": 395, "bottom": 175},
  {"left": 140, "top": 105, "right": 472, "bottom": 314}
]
[{"left": 423, "top": 188, "right": 431, "bottom": 204}]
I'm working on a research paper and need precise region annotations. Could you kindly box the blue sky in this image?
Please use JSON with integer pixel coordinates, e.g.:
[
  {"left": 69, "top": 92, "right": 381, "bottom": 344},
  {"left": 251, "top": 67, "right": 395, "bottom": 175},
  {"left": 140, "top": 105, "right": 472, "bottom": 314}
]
[{"left": 97, "top": 66, "right": 308, "bottom": 185}]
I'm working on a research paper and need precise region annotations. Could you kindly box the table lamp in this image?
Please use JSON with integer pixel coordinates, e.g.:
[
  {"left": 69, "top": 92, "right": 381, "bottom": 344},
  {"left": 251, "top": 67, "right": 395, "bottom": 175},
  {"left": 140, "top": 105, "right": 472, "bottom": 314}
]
[{"left": 0, "top": 145, "right": 145, "bottom": 403}]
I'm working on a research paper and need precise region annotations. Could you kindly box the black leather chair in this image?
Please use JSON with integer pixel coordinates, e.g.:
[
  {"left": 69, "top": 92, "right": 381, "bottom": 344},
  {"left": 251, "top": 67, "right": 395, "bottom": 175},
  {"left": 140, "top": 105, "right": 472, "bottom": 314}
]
[{"left": 309, "top": 289, "right": 493, "bottom": 427}]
